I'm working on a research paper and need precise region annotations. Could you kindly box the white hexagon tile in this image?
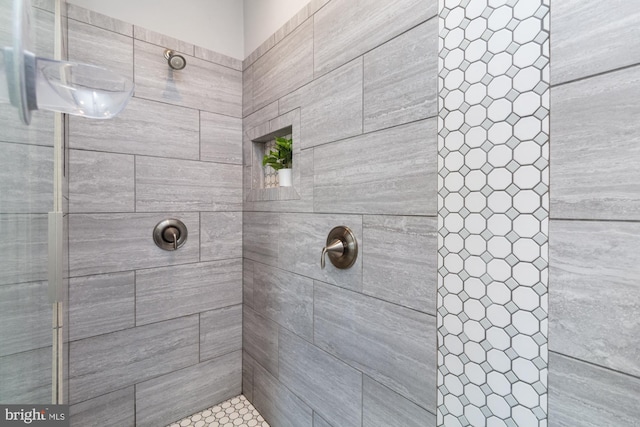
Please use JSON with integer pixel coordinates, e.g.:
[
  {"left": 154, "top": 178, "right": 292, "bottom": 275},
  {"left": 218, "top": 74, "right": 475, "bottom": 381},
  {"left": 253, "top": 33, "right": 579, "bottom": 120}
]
[
  {"left": 166, "top": 395, "right": 270, "bottom": 427},
  {"left": 437, "top": 0, "right": 549, "bottom": 426}
]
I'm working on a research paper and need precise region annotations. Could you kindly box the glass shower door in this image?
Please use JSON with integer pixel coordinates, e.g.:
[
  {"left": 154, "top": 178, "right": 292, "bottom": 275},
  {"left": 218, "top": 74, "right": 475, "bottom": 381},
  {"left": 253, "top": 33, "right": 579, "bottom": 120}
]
[{"left": 0, "top": 0, "right": 65, "bottom": 405}]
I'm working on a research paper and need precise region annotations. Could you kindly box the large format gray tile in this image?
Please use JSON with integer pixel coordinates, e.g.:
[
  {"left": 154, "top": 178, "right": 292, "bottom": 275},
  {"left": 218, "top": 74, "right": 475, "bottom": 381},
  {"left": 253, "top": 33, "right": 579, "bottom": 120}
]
[
  {"left": 243, "top": 259, "right": 255, "bottom": 309},
  {"left": 279, "top": 328, "right": 362, "bottom": 427},
  {"left": 314, "top": 119, "right": 437, "bottom": 215},
  {"left": 243, "top": 212, "right": 279, "bottom": 267},
  {"left": 363, "top": 215, "right": 437, "bottom": 314},
  {"left": 314, "top": 282, "right": 437, "bottom": 410},
  {"left": 69, "top": 272, "right": 135, "bottom": 341},
  {"left": 0, "top": 107, "right": 54, "bottom": 147},
  {"left": 252, "top": 19, "right": 314, "bottom": 112},
  {"left": 69, "top": 212, "right": 199, "bottom": 277},
  {"left": 200, "top": 111, "right": 243, "bottom": 164},
  {"left": 244, "top": 101, "right": 279, "bottom": 131},
  {"left": 551, "top": 66, "right": 640, "bottom": 220},
  {"left": 253, "top": 265, "right": 314, "bottom": 341},
  {"left": 134, "top": 40, "right": 242, "bottom": 117},
  {"left": 0, "top": 142, "right": 53, "bottom": 214},
  {"left": 548, "top": 353, "right": 640, "bottom": 427},
  {"left": 70, "top": 387, "right": 134, "bottom": 427},
  {"left": 69, "top": 315, "right": 199, "bottom": 403},
  {"left": 279, "top": 58, "right": 363, "bottom": 148},
  {"left": 363, "top": 376, "right": 436, "bottom": 427},
  {"left": 68, "top": 18, "right": 133, "bottom": 80},
  {"left": 200, "top": 212, "right": 242, "bottom": 261},
  {"left": 549, "top": 220, "right": 640, "bottom": 377},
  {"left": 69, "top": 149, "right": 134, "bottom": 213},
  {"left": 135, "top": 156, "right": 242, "bottom": 212},
  {"left": 253, "top": 363, "right": 313, "bottom": 427},
  {"left": 69, "top": 97, "right": 200, "bottom": 160},
  {"left": 313, "top": 414, "right": 333, "bottom": 427},
  {"left": 243, "top": 64, "right": 255, "bottom": 117},
  {"left": 0, "top": 281, "right": 51, "bottom": 357},
  {"left": 194, "top": 46, "right": 242, "bottom": 71},
  {"left": 136, "top": 259, "right": 242, "bottom": 326},
  {"left": 363, "top": 19, "right": 438, "bottom": 132},
  {"left": 0, "top": 214, "right": 48, "bottom": 286},
  {"left": 551, "top": 0, "right": 640, "bottom": 84},
  {"left": 200, "top": 305, "right": 242, "bottom": 361},
  {"left": 243, "top": 306, "right": 279, "bottom": 377},
  {"left": 243, "top": 350, "right": 256, "bottom": 402},
  {"left": 67, "top": 4, "right": 133, "bottom": 36},
  {"left": 136, "top": 352, "right": 242, "bottom": 427},
  {"left": 278, "top": 213, "right": 363, "bottom": 292},
  {"left": 313, "top": 0, "right": 436, "bottom": 76},
  {"left": 0, "top": 347, "right": 52, "bottom": 404}
]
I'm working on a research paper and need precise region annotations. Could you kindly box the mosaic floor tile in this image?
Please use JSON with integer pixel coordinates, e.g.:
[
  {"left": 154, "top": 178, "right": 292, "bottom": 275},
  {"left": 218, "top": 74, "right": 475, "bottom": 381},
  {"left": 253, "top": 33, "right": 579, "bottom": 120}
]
[{"left": 166, "top": 395, "right": 270, "bottom": 427}]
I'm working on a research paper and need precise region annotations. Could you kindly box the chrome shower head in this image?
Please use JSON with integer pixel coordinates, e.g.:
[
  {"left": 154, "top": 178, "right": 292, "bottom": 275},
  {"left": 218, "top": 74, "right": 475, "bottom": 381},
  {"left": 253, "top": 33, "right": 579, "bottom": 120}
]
[{"left": 164, "top": 49, "right": 186, "bottom": 70}]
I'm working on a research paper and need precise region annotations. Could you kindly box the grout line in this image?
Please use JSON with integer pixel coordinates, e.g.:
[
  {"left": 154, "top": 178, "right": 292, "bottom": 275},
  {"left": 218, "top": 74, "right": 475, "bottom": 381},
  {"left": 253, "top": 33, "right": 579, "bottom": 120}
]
[
  {"left": 133, "top": 155, "right": 136, "bottom": 213},
  {"left": 67, "top": 16, "right": 133, "bottom": 39},
  {"left": 549, "top": 217, "right": 640, "bottom": 224},
  {"left": 68, "top": 303, "right": 242, "bottom": 345},
  {"left": 549, "top": 350, "right": 640, "bottom": 381},
  {"left": 133, "top": 384, "right": 137, "bottom": 425},
  {"left": 246, "top": 258, "right": 437, "bottom": 318},
  {"left": 551, "top": 62, "right": 640, "bottom": 88},
  {"left": 67, "top": 146, "right": 244, "bottom": 166},
  {"left": 130, "top": 94, "right": 242, "bottom": 119},
  {"left": 67, "top": 257, "right": 242, "bottom": 281},
  {"left": 361, "top": 55, "right": 365, "bottom": 133},
  {"left": 133, "top": 270, "right": 137, "bottom": 327}
]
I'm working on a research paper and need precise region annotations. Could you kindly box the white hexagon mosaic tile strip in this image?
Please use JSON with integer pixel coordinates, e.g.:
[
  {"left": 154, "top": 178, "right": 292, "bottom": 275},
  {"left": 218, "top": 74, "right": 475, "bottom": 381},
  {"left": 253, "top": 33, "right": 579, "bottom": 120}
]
[
  {"left": 262, "top": 139, "right": 279, "bottom": 189},
  {"left": 437, "top": 0, "right": 549, "bottom": 426},
  {"left": 166, "top": 395, "right": 270, "bottom": 427}
]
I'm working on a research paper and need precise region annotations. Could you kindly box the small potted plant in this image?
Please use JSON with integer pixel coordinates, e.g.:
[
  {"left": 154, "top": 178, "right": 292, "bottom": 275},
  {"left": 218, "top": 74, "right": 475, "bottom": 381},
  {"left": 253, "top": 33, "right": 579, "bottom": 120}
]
[{"left": 262, "top": 136, "right": 293, "bottom": 187}]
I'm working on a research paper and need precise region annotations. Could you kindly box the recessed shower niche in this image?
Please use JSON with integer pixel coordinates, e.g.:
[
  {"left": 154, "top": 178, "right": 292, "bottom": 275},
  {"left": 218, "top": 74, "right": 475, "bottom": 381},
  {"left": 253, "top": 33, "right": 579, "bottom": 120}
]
[{"left": 245, "top": 109, "right": 302, "bottom": 202}]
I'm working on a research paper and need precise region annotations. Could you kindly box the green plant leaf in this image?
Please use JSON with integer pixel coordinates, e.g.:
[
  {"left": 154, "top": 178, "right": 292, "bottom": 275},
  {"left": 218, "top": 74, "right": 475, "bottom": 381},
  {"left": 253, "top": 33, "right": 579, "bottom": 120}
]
[{"left": 263, "top": 136, "right": 293, "bottom": 169}]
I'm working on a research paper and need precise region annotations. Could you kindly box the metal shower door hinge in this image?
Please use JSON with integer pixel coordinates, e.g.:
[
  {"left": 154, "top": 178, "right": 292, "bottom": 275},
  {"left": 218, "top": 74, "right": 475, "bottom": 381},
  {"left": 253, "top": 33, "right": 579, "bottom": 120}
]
[{"left": 48, "top": 211, "right": 63, "bottom": 303}]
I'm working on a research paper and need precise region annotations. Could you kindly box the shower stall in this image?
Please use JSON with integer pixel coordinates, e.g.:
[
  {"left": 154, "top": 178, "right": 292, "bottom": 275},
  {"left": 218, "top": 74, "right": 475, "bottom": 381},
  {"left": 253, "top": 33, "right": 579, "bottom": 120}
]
[{"left": 2, "top": 0, "right": 639, "bottom": 426}]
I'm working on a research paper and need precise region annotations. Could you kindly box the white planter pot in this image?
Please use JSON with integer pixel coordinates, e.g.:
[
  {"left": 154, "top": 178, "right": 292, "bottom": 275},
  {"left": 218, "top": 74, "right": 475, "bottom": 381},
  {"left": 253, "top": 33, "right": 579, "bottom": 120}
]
[{"left": 278, "top": 168, "right": 292, "bottom": 187}]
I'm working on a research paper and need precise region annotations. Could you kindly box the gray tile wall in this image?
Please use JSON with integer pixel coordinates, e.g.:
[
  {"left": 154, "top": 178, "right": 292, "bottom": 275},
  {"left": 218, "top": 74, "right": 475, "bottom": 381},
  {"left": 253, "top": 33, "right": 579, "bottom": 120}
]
[
  {"left": 549, "top": 0, "right": 640, "bottom": 423},
  {"left": 242, "top": 0, "right": 438, "bottom": 425},
  {"left": 66, "top": 7, "right": 242, "bottom": 426}
]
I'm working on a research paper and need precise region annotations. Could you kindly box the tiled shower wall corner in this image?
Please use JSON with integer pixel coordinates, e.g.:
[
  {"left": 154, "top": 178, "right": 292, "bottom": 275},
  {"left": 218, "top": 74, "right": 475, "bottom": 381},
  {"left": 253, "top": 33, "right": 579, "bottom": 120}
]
[
  {"left": 64, "top": 6, "right": 244, "bottom": 426},
  {"left": 437, "top": 1, "right": 550, "bottom": 426},
  {"left": 548, "top": 1, "right": 640, "bottom": 425},
  {"left": 241, "top": 0, "right": 439, "bottom": 425}
]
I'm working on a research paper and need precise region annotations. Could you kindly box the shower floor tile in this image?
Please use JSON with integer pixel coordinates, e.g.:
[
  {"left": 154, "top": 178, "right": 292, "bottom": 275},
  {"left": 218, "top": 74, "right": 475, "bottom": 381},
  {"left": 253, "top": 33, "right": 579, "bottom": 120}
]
[{"left": 166, "top": 395, "right": 270, "bottom": 427}]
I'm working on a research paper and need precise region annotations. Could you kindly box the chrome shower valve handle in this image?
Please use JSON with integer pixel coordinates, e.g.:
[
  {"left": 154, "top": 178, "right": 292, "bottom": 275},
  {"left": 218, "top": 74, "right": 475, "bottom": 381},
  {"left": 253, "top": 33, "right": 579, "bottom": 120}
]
[
  {"left": 321, "top": 239, "right": 345, "bottom": 269},
  {"left": 320, "top": 226, "right": 358, "bottom": 270}
]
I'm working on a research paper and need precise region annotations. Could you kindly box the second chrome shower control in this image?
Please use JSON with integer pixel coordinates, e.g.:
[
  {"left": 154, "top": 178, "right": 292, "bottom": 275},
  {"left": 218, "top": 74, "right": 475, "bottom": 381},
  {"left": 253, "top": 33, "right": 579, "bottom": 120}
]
[
  {"left": 153, "top": 219, "right": 188, "bottom": 251},
  {"left": 321, "top": 226, "right": 358, "bottom": 269}
]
